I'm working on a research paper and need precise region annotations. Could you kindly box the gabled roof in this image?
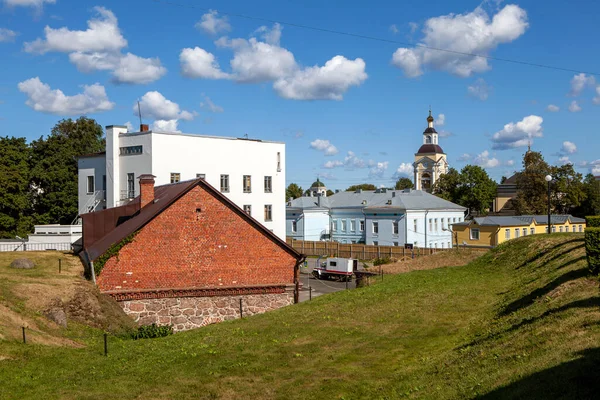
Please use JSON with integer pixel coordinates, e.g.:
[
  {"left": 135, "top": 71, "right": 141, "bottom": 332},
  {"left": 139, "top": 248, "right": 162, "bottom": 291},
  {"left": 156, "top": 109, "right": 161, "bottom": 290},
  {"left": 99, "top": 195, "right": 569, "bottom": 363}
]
[
  {"left": 455, "top": 214, "right": 586, "bottom": 227},
  {"left": 86, "top": 178, "right": 302, "bottom": 262}
]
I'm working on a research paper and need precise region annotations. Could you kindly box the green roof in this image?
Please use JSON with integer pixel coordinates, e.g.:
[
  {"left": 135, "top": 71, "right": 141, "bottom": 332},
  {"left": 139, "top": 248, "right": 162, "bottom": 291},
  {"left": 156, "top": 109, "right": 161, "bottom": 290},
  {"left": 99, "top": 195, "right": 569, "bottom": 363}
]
[{"left": 311, "top": 180, "right": 325, "bottom": 188}]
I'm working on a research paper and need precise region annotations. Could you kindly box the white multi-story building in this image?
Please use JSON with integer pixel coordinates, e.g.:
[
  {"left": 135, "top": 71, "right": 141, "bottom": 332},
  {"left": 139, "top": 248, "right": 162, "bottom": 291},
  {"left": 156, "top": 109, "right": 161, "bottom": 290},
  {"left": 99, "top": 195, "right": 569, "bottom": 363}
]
[{"left": 78, "top": 124, "right": 286, "bottom": 239}]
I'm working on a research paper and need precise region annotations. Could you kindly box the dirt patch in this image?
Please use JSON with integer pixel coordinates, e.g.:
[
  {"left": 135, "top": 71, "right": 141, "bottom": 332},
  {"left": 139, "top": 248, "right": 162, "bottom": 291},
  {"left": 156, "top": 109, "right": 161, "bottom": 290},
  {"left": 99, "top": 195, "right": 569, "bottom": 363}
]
[{"left": 380, "top": 249, "right": 486, "bottom": 274}]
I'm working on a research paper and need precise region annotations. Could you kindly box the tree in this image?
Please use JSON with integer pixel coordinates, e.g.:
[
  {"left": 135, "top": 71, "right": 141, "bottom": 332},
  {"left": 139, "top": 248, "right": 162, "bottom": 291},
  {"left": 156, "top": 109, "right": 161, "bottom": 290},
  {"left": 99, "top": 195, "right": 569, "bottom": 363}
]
[
  {"left": 0, "top": 137, "right": 32, "bottom": 238},
  {"left": 549, "top": 163, "right": 585, "bottom": 215},
  {"left": 286, "top": 183, "right": 303, "bottom": 200},
  {"left": 457, "top": 165, "right": 497, "bottom": 215},
  {"left": 574, "top": 174, "right": 600, "bottom": 217},
  {"left": 395, "top": 177, "right": 414, "bottom": 190},
  {"left": 30, "top": 117, "right": 105, "bottom": 225},
  {"left": 326, "top": 189, "right": 335, "bottom": 197},
  {"left": 432, "top": 168, "right": 461, "bottom": 203},
  {"left": 345, "top": 183, "right": 376, "bottom": 192},
  {"left": 512, "top": 151, "right": 551, "bottom": 215}
]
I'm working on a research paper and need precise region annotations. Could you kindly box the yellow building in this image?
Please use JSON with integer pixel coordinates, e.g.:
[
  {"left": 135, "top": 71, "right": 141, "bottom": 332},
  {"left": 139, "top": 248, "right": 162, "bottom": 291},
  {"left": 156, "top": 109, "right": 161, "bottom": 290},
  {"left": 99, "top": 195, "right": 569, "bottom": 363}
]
[{"left": 452, "top": 215, "right": 586, "bottom": 247}]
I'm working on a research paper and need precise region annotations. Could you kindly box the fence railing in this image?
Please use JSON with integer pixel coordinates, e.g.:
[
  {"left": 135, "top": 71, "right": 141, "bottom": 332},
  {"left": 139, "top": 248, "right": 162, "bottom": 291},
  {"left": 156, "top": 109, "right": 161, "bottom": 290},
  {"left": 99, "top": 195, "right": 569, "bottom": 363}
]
[{"left": 0, "top": 242, "right": 72, "bottom": 252}]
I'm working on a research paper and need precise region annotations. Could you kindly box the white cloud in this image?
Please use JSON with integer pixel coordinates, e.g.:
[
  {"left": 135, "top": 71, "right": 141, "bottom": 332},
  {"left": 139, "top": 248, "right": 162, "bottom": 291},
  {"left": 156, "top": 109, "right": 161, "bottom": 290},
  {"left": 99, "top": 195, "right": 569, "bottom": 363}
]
[
  {"left": 323, "top": 160, "right": 343, "bottom": 169},
  {"left": 369, "top": 161, "right": 389, "bottom": 178},
  {"left": 69, "top": 52, "right": 167, "bottom": 84},
  {"left": 437, "top": 113, "right": 445, "bottom": 126},
  {"left": 344, "top": 151, "right": 366, "bottom": 168},
  {"left": 200, "top": 95, "right": 224, "bottom": 113},
  {"left": 136, "top": 91, "right": 193, "bottom": 121},
  {"left": 568, "top": 100, "right": 581, "bottom": 112},
  {"left": 467, "top": 78, "right": 491, "bottom": 100},
  {"left": 391, "top": 4, "right": 528, "bottom": 78},
  {"left": 491, "top": 115, "right": 543, "bottom": 150},
  {"left": 561, "top": 141, "right": 577, "bottom": 154},
  {"left": 124, "top": 121, "right": 134, "bottom": 132},
  {"left": 408, "top": 22, "right": 419, "bottom": 35},
  {"left": 558, "top": 156, "right": 572, "bottom": 165},
  {"left": 195, "top": 10, "right": 231, "bottom": 35},
  {"left": 17, "top": 77, "right": 114, "bottom": 115},
  {"left": 457, "top": 153, "right": 472, "bottom": 162},
  {"left": 0, "top": 28, "right": 17, "bottom": 42},
  {"left": 569, "top": 73, "right": 595, "bottom": 96},
  {"left": 310, "top": 139, "right": 338, "bottom": 156},
  {"left": 3, "top": 0, "right": 55, "bottom": 8},
  {"left": 179, "top": 47, "right": 230, "bottom": 79},
  {"left": 151, "top": 119, "right": 180, "bottom": 132},
  {"left": 590, "top": 160, "right": 600, "bottom": 175},
  {"left": 273, "top": 55, "right": 367, "bottom": 100},
  {"left": 505, "top": 159, "right": 515, "bottom": 166},
  {"left": 594, "top": 86, "right": 600, "bottom": 105},
  {"left": 394, "top": 162, "right": 414, "bottom": 176},
  {"left": 473, "top": 150, "right": 500, "bottom": 168},
  {"left": 546, "top": 104, "right": 559, "bottom": 112},
  {"left": 389, "top": 24, "right": 399, "bottom": 34}
]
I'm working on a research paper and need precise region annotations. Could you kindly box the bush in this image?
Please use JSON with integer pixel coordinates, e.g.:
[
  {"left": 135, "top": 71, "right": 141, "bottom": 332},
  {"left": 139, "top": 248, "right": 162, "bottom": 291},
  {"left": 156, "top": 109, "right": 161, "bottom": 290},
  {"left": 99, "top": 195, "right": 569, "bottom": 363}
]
[
  {"left": 373, "top": 257, "right": 393, "bottom": 266},
  {"left": 586, "top": 216, "right": 600, "bottom": 228},
  {"left": 131, "top": 323, "right": 174, "bottom": 340},
  {"left": 584, "top": 227, "right": 600, "bottom": 275}
]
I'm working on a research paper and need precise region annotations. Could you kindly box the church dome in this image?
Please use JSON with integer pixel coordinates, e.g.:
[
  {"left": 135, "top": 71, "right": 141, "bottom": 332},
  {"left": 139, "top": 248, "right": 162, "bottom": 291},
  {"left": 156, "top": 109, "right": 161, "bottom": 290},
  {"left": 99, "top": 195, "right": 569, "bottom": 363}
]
[
  {"left": 310, "top": 180, "right": 326, "bottom": 188},
  {"left": 424, "top": 127, "right": 437, "bottom": 134},
  {"left": 417, "top": 144, "right": 445, "bottom": 154}
]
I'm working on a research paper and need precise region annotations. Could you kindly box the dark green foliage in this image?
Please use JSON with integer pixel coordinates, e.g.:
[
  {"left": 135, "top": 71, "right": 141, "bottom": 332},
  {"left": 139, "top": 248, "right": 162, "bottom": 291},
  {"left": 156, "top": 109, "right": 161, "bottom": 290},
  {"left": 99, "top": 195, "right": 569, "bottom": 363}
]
[
  {"left": 93, "top": 233, "right": 137, "bottom": 277},
  {"left": 373, "top": 257, "right": 392, "bottom": 266},
  {"left": 395, "top": 177, "right": 414, "bottom": 190},
  {"left": 513, "top": 151, "right": 551, "bottom": 215},
  {"left": 433, "top": 166, "right": 496, "bottom": 214},
  {"left": 549, "top": 164, "right": 585, "bottom": 214},
  {"left": 574, "top": 174, "right": 600, "bottom": 217},
  {"left": 131, "top": 323, "right": 174, "bottom": 340},
  {"left": 432, "top": 167, "right": 461, "bottom": 202},
  {"left": 584, "top": 227, "right": 600, "bottom": 275},
  {"left": 345, "top": 183, "right": 376, "bottom": 192},
  {"left": 326, "top": 189, "right": 334, "bottom": 197},
  {"left": 285, "top": 183, "right": 303, "bottom": 200},
  {"left": 0, "top": 137, "right": 32, "bottom": 238},
  {"left": 586, "top": 216, "right": 600, "bottom": 228}
]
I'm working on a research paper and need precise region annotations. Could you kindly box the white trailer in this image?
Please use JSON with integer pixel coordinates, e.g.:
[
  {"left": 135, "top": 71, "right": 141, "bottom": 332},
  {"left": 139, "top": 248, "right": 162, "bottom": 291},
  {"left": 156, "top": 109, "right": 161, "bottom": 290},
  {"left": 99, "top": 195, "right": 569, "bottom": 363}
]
[{"left": 312, "top": 257, "right": 358, "bottom": 281}]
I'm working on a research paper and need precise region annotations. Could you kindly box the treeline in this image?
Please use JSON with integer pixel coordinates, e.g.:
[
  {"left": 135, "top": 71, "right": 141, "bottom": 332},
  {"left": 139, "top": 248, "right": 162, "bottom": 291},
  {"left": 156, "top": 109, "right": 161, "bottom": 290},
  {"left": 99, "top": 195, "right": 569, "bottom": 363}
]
[{"left": 0, "top": 117, "right": 104, "bottom": 238}]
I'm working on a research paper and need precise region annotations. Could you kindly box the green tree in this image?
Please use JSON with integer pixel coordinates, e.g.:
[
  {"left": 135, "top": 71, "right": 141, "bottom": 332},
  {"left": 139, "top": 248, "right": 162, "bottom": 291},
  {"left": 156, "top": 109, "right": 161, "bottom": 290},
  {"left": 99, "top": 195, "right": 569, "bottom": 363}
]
[
  {"left": 30, "top": 117, "right": 105, "bottom": 225},
  {"left": 286, "top": 183, "right": 304, "bottom": 200},
  {"left": 549, "top": 163, "right": 585, "bottom": 214},
  {"left": 345, "top": 183, "right": 376, "bottom": 192},
  {"left": 0, "top": 137, "right": 32, "bottom": 238},
  {"left": 326, "top": 189, "right": 335, "bottom": 197},
  {"left": 394, "top": 177, "right": 414, "bottom": 190},
  {"left": 513, "top": 151, "right": 551, "bottom": 215},
  {"left": 432, "top": 167, "right": 461, "bottom": 203},
  {"left": 458, "top": 165, "right": 497, "bottom": 215},
  {"left": 574, "top": 174, "right": 600, "bottom": 217}
]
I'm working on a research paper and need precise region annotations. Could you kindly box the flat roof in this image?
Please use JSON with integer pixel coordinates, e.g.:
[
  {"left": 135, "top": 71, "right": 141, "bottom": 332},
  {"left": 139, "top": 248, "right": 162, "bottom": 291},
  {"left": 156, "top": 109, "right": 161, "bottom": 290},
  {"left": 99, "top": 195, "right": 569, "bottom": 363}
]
[{"left": 118, "top": 130, "right": 285, "bottom": 145}]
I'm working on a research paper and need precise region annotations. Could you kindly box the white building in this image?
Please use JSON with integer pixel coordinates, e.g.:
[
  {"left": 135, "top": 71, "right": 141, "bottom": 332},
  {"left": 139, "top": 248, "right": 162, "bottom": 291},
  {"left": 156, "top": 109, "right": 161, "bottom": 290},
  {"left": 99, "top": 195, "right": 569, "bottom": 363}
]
[
  {"left": 78, "top": 125, "right": 286, "bottom": 239},
  {"left": 413, "top": 110, "right": 449, "bottom": 192}
]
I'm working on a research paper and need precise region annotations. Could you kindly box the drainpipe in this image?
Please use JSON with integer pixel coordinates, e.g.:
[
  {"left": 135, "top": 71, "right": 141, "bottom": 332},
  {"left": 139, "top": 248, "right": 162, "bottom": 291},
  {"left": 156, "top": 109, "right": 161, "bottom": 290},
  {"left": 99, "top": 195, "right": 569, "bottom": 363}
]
[
  {"left": 83, "top": 249, "right": 96, "bottom": 284},
  {"left": 293, "top": 255, "right": 306, "bottom": 304},
  {"left": 424, "top": 210, "right": 429, "bottom": 248}
]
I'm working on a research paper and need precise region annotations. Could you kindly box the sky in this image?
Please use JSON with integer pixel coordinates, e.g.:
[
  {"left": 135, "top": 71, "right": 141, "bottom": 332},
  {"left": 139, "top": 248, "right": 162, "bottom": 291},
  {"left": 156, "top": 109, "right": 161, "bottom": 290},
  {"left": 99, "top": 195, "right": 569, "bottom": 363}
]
[{"left": 1, "top": 0, "right": 600, "bottom": 191}]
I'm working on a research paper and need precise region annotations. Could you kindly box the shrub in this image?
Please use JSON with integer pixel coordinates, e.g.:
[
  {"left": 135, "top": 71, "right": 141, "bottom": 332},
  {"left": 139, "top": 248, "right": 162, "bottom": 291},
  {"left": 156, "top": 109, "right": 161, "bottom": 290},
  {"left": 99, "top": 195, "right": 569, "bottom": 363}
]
[
  {"left": 373, "top": 257, "right": 393, "bottom": 266},
  {"left": 584, "top": 227, "right": 600, "bottom": 275},
  {"left": 131, "top": 323, "right": 174, "bottom": 340},
  {"left": 586, "top": 216, "right": 600, "bottom": 228}
]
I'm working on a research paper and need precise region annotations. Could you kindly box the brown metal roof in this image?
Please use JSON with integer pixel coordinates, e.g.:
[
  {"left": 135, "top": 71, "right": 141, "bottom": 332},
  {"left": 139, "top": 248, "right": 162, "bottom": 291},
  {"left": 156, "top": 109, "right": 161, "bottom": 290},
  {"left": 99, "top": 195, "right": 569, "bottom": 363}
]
[
  {"left": 416, "top": 144, "right": 445, "bottom": 154},
  {"left": 85, "top": 178, "right": 302, "bottom": 262}
]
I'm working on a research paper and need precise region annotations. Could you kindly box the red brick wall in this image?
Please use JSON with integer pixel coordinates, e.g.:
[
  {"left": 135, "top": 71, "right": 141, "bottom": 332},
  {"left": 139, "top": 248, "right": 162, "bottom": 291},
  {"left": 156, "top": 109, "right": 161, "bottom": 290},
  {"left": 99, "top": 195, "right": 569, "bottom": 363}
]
[{"left": 97, "top": 185, "right": 297, "bottom": 292}]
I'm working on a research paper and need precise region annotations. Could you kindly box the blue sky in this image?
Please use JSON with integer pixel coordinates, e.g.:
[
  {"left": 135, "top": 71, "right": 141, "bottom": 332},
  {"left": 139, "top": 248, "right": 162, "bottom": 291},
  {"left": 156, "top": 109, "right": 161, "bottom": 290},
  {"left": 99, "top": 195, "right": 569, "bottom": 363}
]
[{"left": 1, "top": 0, "right": 599, "bottom": 190}]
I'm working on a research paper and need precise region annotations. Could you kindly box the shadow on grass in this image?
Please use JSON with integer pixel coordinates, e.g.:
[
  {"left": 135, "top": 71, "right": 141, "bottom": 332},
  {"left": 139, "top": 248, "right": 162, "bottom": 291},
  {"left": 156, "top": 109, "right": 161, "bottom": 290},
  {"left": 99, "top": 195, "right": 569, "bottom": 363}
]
[
  {"left": 476, "top": 347, "right": 600, "bottom": 399},
  {"left": 555, "top": 255, "right": 586, "bottom": 270},
  {"left": 500, "top": 267, "right": 590, "bottom": 316},
  {"left": 516, "top": 238, "right": 584, "bottom": 270}
]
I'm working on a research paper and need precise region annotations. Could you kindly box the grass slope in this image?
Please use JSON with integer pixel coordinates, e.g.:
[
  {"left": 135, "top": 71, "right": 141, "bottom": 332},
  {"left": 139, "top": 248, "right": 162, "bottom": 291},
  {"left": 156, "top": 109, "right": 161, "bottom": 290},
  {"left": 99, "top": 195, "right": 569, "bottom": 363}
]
[{"left": 1, "top": 234, "right": 598, "bottom": 399}]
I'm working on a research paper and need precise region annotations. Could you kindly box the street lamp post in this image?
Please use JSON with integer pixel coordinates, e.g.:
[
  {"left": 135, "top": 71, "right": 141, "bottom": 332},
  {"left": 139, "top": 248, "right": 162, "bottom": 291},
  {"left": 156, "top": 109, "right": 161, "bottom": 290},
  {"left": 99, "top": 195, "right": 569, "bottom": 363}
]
[{"left": 545, "top": 175, "right": 552, "bottom": 234}]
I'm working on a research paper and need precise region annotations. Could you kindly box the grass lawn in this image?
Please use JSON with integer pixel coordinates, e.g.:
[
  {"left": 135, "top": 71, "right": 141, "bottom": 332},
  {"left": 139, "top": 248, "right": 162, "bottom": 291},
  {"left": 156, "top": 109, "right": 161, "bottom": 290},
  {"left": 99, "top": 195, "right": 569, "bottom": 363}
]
[{"left": 1, "top": 234, "right": 599, "bottom": 399}]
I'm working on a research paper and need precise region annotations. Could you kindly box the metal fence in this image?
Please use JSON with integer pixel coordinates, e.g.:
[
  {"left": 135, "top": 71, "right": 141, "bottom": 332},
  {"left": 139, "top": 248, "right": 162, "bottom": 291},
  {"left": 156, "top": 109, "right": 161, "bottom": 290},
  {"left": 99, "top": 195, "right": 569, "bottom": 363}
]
[{"left": 0, "top": 242, "right": 72, "bottom": 252}]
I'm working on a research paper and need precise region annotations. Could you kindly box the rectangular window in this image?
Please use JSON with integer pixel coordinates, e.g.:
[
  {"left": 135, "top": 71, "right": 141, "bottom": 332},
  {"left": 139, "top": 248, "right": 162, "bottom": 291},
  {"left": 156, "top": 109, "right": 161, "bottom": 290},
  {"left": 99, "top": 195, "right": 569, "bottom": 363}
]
[
  {"left": 393, "top": 221, "right": 399, "bottom": 235},
  {"left": 332, "top": 219, "right": 337, "bottom": 232},
  {"left": 530, "top": 228, "right": 535, "bottom": 235},
  {"left": 243, "top": 175, "right": 252, "bottom": 193},
  {"left": 373, "top": 222, "right": 379, "bottom": 234},
  {"left": 552, "top": 226, "right": 556, "bottom": 233},
  {"left": 435, "top": 218, "right": 439, "bottom": 231},
  {"left": 559, "top": 226, "right": 563, "bottom": 233},
  {"left": 102, "top": 175, "right": 106, "bottom": 191},
  {"left": 196, "top": 173, "right": 205, "bottom": 179},
  {"left": 505, "top": 229, "right": 510, "bottom": 239},
  {"left": 350, "top": 220, "right": 356, "bottom": 232},
  {"left": 127, "top": 173, "right": 135, "bottom": 198},
  {"left": 264, "top": 205, "right": 272, "bottom": 221},
  {"left": 471, "top": 228, "right": 480, "bottom": 240},
  {"left": 170, "top": 173, "right": 180, "bottom": 183},
  {"left": 579, "top": 225, "right": 583, "bottom": 232},
  {"left": 291, "top": 220, "right": 297, "bottom": 233},
  {"left": 523, "top": 228, "right": 528, "bottom": 236},
  {"left": 264, "top": 176, "right": 272, "bottom": 193},
  {"left": 119, "top": 145, "right": 143, "bottom": 155},
  {"left": 220, "top": 174, "right": 229, "bottom": 192},
  {"left": 243, "top": 205, "right": 251, "bottom": 215},
  {"left": 341, "top": 220, "right": 347, "bottom": 232},
  {"left": 86, "top": 176, "right": 95, "bottom": 194},
  {"left": 565, "top": 226, "right": 569, "bottom": 232},
  {"left": 393, "top": 242, "right": 399, "bottom": 247},
  {"left": 277, "top": 152, "right": 282, "bottom": 172},
  {"left": 515, "top": 228, "right": 520, "bottom": 238},
  {"left": 360, "top": 220, "right": 365, "bottom": 232},
  {"left": 448, "top": 241, "right": 451, "bottom": 248},
  {"left": 413, "top": 219, "right": 418, "bottom": 233},
  {"left": 453, "top": 217, "right": 456, "bottom": 223},
  {"left": 429, "top": 218, "right": 432, "bottom": 231}
]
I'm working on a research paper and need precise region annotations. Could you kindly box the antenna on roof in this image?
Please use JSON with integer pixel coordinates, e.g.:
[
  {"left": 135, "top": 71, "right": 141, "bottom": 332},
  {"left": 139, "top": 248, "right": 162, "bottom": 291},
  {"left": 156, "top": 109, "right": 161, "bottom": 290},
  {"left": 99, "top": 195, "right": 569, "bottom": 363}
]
[
  {"left": 244, "top": 133, "right": 248, "bottom": 139},
  {"left": 137, "top": 100, "right": 143, "bottom": 127}
]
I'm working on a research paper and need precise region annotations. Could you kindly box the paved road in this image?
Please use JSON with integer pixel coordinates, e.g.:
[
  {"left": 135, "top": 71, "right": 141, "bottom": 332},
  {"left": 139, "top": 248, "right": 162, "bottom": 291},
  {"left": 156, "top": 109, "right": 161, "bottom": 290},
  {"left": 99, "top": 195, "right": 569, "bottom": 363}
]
[{"left": 298, "top": 257, "right": 352, "bottom": 302}]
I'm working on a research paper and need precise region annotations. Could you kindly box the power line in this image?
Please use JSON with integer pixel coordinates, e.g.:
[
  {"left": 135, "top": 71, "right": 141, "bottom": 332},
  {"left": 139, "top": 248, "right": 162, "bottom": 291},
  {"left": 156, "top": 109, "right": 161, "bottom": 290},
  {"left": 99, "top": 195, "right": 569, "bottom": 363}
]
[{"left": 151, "top": 0, "right": 599, "bottom": 77}]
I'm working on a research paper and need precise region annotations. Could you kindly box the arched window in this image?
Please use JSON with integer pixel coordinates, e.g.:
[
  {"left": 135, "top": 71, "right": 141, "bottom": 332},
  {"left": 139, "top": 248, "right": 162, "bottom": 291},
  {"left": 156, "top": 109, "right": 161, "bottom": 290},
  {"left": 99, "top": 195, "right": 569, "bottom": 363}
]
[
  {"left": 421, "top": 172, "right": 431, "bottom": 190},
  {"left": 426, "top": 135, "right": 432, "bottom": 144}
]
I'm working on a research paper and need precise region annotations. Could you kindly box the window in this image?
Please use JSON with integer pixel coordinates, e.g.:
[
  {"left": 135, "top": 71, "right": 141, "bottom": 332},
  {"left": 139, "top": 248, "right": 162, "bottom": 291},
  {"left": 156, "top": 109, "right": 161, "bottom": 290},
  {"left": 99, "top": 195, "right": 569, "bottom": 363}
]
[
  {"left": 127, "top": 173, "right": 135, "bottom": 198},
  {"left": 523, "top": 228, "right": 528, "bottom": 236},
  {"left": 243, "top": 205, "right": 251, "bottom": 215},
  {"left": 552, "top": 226, "right": 556, "bottom": 233},
  {"left": 515, "top": 228, "right": 520, "bottom": 238},
  {"left": 393, "top": 221, "right": 399, "bottom": 235},
  {"left": 291, "top": 220, "right": 297, "bottom": 233},
  {"left": 329, "top": 261, "right": 337, "bottom": 267},
  {"left": 453, "top": 217, "right": 456, "bottom": 223},
  {"left": 372, "top": 222, "right": 379, "bottom": 234},
  {"left": 434, "top": 242, "right": 438, "bottom": 248},
  {"left": 243, "top": 175, "right": 252, "bottom": 193},
  {"left": 170, "top": 173, "right": 180, "bottom": 183},
  {"left": 264, "top": 176, "right": 272, "bottom": 193},
  {"left": 119, "top": 145, "right": 142, "bottom": 155},
  {"left": 86, "top": 176, "right": 95, "bottom": 194},
  {"left": 471, "top": 228, "right": 480, "bottom": 240},
  {"left": 350, "top": 220, "right": 356, "bottom": 232},
  {"left": 434, "top": 218, "right": 438, "bottom": 231},
  {"left": 360, "top": 220, "right": 365, "bottom": 231},
  {"left": 196, "top": 173, "right": 205, "bottom": 179},
  {"left": 393, "top": 242, "right": 399, "bottom": 246},
  {"left": 429, "top": 218, "right": 432, "bottom": 231},
  {"left": 566, "top": 226, "right": 570, "bottom": 232},
  {"left": 579, "top": 225, "right": 583, "bottom": 232},
  {"left": 332, "top": 219, "right": 337, "bottom": 232},
  {"left": 277, "top": 152, "right": 282, "bottom": 172},
  {"left": 448, "top": 241, "right": 451, "bottom": 248},
  {"left": 341, "top": 220, "right": 347, "bottom": 232},
  {"left": 530, "top": 228, "right": 535, "bottom": 235},
  {"left": 264, "top": 205, "right": 272, "bottom": 221},
  {"left": 373, "top": 241, "right": 378, "bottom": 246},
  {"left": 505, "top": 229, "right": 510, "bottom": 239},
  {"left": 102, "top": 175, "right": 106, "bottom": 191},
  {"left": 559, "top": 226, "right": 563, "bottom": 233},
  {"left": 413, "top": 219, "right": 418, "bottom": 233},
  {"left": 220, "top": 175, "right": 229, "bottom": 192}
]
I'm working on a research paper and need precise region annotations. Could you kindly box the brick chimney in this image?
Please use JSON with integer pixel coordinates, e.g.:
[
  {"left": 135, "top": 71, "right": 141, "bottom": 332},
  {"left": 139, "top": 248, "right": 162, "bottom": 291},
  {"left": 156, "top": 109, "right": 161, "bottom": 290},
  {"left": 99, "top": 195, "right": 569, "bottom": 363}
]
[
  {"left": 140, "top": 124, "right": 149, "bottom": 132},
  {"left": 138, "top": 174, "right": 156, "bottom": 209}
]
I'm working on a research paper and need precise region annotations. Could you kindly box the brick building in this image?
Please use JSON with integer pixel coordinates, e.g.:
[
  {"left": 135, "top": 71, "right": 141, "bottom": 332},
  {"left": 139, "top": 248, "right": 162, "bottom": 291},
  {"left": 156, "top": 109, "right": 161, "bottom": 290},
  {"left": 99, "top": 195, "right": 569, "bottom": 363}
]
[{"left": 81, "top": 175, "right": 304, "bottom": 331}]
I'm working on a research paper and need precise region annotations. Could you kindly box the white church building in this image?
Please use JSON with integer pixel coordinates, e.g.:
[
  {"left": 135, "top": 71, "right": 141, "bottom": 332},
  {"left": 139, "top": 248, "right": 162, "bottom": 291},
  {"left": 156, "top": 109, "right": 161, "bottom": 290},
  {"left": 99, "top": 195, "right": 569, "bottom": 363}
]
[
  {"left": 413, "top": 111, "right": 448, "bottom": 192},
  {"left": 77, "top": 124, "right": 286, "bottom": 239}
]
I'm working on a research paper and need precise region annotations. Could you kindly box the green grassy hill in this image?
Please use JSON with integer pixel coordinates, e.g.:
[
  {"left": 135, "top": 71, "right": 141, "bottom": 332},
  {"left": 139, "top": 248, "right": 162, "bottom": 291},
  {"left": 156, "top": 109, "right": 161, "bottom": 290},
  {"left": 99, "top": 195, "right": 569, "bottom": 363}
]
[{"left": 1, "top": 234, "right": 599, "bottom": 399}]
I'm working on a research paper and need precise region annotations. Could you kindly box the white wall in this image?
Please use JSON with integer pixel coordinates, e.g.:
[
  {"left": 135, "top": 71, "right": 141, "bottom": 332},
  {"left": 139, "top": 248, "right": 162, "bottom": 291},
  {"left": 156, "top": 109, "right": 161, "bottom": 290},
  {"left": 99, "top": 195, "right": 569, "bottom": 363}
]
[
  {"left": 302, "top": 210, "right": 330, "bottom": 241},
  {"left": 77, "top": 155, "right": 106, "bottom": 214},
  {"left": 406, "top": 210, "right": 465, "bottom": 248}
]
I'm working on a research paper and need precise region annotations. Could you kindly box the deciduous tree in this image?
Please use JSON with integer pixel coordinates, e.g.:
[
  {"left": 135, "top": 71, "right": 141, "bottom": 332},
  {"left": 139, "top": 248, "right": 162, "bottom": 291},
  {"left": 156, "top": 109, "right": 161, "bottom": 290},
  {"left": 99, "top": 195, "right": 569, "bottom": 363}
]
[
  {"left": 0, "top": 137, "right": 31, "bottom": 238},
  {"left": 345, "top": 183, "right": 376, "bottom": 192},
  {"left": 286, "top": 183, "right": 304, "bottom": 200},
  {"left": 513, "top": 151, "right": 551, "bottom": 215},
  {"left": 458, "top": 165, "right": 497, "bottom": 215},
  {"left": 432, "top": 168, "right": 461, "bottom": 203},
  {"left": 394, "top": 177, "right": 414, "bottom": 190}
]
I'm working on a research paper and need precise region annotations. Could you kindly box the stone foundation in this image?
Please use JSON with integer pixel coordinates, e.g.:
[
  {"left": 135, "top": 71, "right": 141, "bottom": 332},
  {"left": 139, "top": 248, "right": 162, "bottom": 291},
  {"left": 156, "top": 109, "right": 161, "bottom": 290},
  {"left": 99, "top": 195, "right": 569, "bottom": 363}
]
[{"left": 120, "top": 293, "right": 294, "bottom": 332}]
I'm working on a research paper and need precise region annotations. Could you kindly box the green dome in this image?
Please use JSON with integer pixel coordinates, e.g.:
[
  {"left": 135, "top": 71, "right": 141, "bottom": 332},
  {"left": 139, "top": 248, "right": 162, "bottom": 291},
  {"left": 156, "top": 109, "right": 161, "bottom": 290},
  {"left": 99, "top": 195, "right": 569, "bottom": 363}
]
[{"left": 311, "top": 179, "right": 326, "bottom": 188}]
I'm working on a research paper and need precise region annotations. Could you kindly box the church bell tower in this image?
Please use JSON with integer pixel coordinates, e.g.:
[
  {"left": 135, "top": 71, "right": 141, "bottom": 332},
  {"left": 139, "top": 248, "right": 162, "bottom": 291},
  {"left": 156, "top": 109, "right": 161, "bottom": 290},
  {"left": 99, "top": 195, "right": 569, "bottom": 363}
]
[{"left": 413, "top": 110, "right": 448, "bottom": 192}]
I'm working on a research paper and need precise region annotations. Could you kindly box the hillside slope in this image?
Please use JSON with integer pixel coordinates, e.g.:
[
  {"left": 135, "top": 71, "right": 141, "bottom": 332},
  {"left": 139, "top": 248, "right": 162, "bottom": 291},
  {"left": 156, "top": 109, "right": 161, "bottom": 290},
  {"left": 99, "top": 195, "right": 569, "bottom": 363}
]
[{"left": 1, "top": 234, "right": 598, "bottom": 399}]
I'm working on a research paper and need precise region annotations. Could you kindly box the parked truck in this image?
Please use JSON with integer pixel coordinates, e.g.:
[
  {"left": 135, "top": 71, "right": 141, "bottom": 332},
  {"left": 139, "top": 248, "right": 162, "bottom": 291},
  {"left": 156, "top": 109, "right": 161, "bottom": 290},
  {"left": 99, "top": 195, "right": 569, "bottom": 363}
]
[{"left": 312, "top": 257, "right": 358, "bottom": 282}]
